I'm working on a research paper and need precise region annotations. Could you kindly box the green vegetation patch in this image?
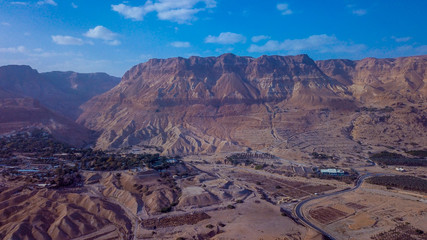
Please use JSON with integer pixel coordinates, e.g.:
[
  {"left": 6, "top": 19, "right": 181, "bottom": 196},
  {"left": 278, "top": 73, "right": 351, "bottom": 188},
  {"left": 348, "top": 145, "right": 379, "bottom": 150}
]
[
  {"left": 367, "top": 175, "right": 427, "bottom": 193},
  {"left": 356, "top": 106, "right": 394, "bottom": 113},
  {"left": 371, "top": 223, "right": 426, "bottom": 240},
  {"left": 224, "top": 152, "right": 275, "bottom": 166},
  {"left": 405, "top": 150, "right": 427, "bottom": 158},
  {"left": 370, "top": 151, "right": 427, "bottom": 166},
  {"left": 0, "top": 130, "right": 177, "bottom": 171},
  {"left": 311, "top": 152, "right": 333, "bottom": 160}
]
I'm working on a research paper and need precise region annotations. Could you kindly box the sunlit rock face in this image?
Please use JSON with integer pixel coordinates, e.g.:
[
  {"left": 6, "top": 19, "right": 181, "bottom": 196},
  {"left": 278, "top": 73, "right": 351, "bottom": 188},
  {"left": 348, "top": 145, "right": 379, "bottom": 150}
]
[{"left": 78, "top": 54, "right": 427, "bottom": 155}]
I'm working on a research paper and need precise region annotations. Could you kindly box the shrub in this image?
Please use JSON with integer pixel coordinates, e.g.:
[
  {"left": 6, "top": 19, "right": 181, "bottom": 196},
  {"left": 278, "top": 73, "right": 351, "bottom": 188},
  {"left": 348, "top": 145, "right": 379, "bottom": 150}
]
[
  {"left": 367, "top": 175, "right": 427, "bottom": 193},
  {"left": 206, "top": 224, "right": 214, "bottom": 229},
  {"left": 160, "top": 206, "right": 172, "bottom": 213}
]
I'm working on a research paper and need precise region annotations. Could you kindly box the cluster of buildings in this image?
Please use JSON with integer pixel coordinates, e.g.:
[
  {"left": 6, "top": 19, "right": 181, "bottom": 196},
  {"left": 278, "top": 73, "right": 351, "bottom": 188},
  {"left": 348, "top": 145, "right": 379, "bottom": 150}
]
[{"left": 319, "top": 168, "right": 346, "bottom": 176}]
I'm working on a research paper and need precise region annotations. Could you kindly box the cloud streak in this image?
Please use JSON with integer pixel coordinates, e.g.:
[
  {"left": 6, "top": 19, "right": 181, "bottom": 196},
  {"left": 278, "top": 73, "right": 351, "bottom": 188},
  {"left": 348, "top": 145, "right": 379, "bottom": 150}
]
[
  {"left": 277, "top": 3, "right": 293, "bottom": 15},
  {"left": 37, "top": 0, "right": 57, "bottom": 6},
  {"left": 52, "top": 35, "right": 85, "bottom": 45},
  {"left": 352, "top": 9, "right": 367, "bottom": 16},
  {"left": 347, "top": 4, "right": 367, "bottom": 16},
  {"left": 171, "top": 41, "right": 191, "bottom": 48},
  {"left": 111, "top": 0, "right": 217, "bottom": 24},
  {"left": 248, "top": 34, "right": 366, "bottom": 54},
  {"left": 10, "top": 2, "right": 28, "bottom": 5},
  {"left": 205, "top": 32, "right": 246, "bottom": 44},
  {"left": 392, "top": 36, "right": 412, "bottom": 43},
  {"left": 251, "top": 35, "right": 270, "bottom": 43},
  {"left": 0, "top": 46, "right": 26, "bottom": 53}
]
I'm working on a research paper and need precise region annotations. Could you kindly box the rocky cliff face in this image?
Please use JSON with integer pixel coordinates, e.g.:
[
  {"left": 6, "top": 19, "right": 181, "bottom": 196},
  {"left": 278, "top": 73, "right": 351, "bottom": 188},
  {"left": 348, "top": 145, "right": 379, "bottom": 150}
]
[
  {"left": 316, "top": 55, "right": 427, "bottom": 104},
  {"left": 77, "top": 54, "right": 357, "bottom": 154},
  {"left": 0, "top": 65, "right": 120, "bottom": 119},
  {"left": 77, "top": 54, "right": 427, "bottom": 155}
]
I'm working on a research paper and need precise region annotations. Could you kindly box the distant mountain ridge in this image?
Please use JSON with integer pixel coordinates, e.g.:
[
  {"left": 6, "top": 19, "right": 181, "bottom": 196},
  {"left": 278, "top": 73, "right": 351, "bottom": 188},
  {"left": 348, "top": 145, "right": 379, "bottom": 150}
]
[
  {"left": 0, "top": 65, "right": 120, "bottom": 146},
  {"left": 0, "top": 65, "right": 120, "bottom": 119},
  {"left": 78, "top": 54, "right": 426, "bottom": 154}
]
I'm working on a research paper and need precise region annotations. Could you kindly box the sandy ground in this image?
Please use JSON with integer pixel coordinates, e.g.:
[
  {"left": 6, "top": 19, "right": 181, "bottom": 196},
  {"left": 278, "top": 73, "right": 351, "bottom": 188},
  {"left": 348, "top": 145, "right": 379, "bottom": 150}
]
[{"left": 301, "top": 182, "right": 427, "bottom": 240}]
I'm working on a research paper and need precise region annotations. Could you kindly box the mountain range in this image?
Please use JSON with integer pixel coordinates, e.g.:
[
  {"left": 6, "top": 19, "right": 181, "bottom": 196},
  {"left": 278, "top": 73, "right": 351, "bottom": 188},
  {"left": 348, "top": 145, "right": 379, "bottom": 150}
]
[
  {"left": 1, "top": 54, "right": 426, "bottom": 156},
  {"left": 78, "top": 54, "right": 426, "bottom": 156}
]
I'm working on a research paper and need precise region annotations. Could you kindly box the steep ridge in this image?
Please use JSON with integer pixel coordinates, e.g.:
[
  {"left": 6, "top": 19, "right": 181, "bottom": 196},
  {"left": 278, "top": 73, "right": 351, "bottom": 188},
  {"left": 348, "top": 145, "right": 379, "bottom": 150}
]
[
  {"left": 316, "top": 55, "right": 427, "bottom": 150},
  {"left": 0, "top": 65, "right": 120, "bottom": 119},
  {"left": 316, "top": 55, "right": 427, "bottom": 104},
  {"left": 0, "top": 98, "right": 93, "bottom": 146},
  {"left": 78, "top": 54, "right": 357, "bottom": 154}
]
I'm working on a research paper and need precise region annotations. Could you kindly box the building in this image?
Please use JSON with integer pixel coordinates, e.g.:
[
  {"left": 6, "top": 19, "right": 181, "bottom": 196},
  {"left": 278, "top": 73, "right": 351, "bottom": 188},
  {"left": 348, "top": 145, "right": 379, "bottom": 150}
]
[
  {"left": 320, "top": 168, "right": 345, "bottom": 176},
  {"left": 166, "top": 159, "right": 178, "bottom": 164}
]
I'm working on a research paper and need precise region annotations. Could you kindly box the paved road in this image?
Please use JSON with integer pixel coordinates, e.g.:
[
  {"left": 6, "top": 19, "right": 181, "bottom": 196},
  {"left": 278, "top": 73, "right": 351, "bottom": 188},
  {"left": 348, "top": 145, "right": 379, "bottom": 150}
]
[{"left": 294, "top": 174, "right": 373, "bottom": 240}]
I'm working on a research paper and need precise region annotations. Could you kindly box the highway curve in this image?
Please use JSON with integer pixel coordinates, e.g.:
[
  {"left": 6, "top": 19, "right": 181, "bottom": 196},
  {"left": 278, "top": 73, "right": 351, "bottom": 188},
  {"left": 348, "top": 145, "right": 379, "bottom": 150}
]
[{"left": 294, "top": 174, "right": 373, "bottom": 240}]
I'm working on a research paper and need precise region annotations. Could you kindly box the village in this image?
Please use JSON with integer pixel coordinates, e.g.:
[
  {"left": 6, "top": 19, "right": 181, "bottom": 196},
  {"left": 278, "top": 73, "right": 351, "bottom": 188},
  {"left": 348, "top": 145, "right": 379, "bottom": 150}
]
[{"left": 0, "top": 130, "right": 184, "bottom": 189}]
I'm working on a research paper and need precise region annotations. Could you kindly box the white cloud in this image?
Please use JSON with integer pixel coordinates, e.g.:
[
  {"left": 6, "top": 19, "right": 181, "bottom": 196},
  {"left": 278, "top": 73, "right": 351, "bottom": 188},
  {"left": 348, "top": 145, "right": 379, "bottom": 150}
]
[
  {"left": 157, "top": 8, "right": 201, "bottom": 23},
  {"left": 277, "top": 3, "right": 293, "bottom": 15},
  {"left": 84, "top": 26, "right": 117, "bottom": 40},
  {"left": 352, "top": 9, "right": 367, "bottom": 16},
  {"left": 52, "top": 35, "right": 84, "bottom": 45},
  {"left": 393, "top": 45, "right": 427, "bottom": 55},
  {"left": 1, "top": 22, "right": 10, "bottom": 26},
  {"left": 248, "top": 34, "right": 366, "bottom": 54},
  {"left": 0, "top": 46, "right": 26, "bottom": 53},
  {"left": 37, "top": 0, "right": 57, "bottom": 6},
  {"left": 10, "top": 2, "right": 28, "bottom": 5},
  {"left": 205, "top": 32, "right": 246, "bottom": 44},
  {"left": 107, "top": 40, "right": 121, "bottom": 46},
  {"left": 111, "top": 4, "right": 146, "bottom": 21},
  {"left": 368, "top": 45, "right": 427, "bottom": 58},
  {"left": 171, "top": 41, "right": 191, "bottom": 48},
  {"left": 71, "top": 2, "right": 78, "bottom": 8},
  {"left": 111, "top": 0, "right": 217, "bottom": 24},
  {"left": 251, "top": 35, "right": 270, "bottom": 43},
  {"left": 28, "top": 49, "right": 82, "bottom": 58},
  {"left": 84, "top": 26, "right": 120, "bottom": 45},
  {"left": 347, "top": 4, "right": 367, "bottom": 16},
  {"left": 392, "top": 36, "right": 412, "bottom": 43}
]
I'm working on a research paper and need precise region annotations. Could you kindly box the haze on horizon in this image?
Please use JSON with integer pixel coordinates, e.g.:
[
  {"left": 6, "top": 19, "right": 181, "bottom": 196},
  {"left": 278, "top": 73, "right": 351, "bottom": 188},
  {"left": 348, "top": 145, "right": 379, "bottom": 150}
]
[{"left": 1, "top": 0, "right": 427, "bottom": 77}]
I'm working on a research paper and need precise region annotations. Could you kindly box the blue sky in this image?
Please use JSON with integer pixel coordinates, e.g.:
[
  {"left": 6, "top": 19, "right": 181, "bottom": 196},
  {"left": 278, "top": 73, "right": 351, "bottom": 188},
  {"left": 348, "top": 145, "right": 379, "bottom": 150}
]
[{"left": 1, "top": 0, "right": 426, "bottom": 77}]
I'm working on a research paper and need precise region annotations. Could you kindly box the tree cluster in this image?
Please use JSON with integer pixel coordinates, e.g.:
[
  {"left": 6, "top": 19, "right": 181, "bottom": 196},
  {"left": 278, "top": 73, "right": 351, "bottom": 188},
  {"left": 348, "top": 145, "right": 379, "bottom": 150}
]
[
  {"left": 370, "top": 151, "right": 427, "bottom": 166},
  {"left": 367, "top": 175, "right": 427, "bottom": 193}
]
